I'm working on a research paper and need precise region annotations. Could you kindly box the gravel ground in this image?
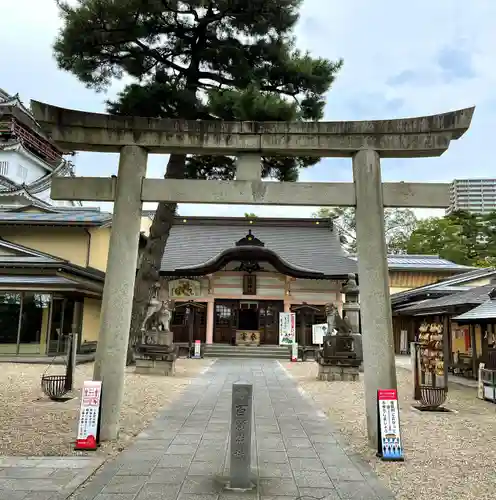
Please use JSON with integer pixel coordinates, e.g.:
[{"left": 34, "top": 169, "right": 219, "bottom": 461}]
[
  {"left": 283, "top": 361, "right": 496, "bottom": 500},
  {"left": 0, "top": 359, "right": 213, "bottom": 457}
]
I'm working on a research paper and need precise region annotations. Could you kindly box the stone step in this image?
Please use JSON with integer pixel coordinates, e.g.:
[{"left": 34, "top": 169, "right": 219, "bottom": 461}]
[
  {"left": 204, "top": 348, "right": 287, "bottom": 353},
  {"left": 203, "top": 345, "right": 290, "bottom": 359},
  {"left": 204, "top": 351, "right": 289, "bottom": 359},
  {"left": 205, "top": 352, "right": 288, "bottom": 357},
  {"left": 205, "top": 346, "right": 288, "bottom": 352},
  {"left": 204, "top": 346, "right": 288, "bottom": 352},
  {"left": 205, "top": 344, "right": 288, "bottom": 351}
]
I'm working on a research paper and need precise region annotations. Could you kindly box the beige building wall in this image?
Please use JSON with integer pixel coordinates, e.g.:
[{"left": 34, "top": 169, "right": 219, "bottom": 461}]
[
  {"left": 87, "top": 227, "right": 111, "bottom": 272},
  {"left": 81, "top": 297, "right": 102, "bottom": 343},
  {"left": 2, "top": 225, "right": 115, "bottom": 273},
  {"left": 2, "top": 226, "right": 89, "bottom": 266}
]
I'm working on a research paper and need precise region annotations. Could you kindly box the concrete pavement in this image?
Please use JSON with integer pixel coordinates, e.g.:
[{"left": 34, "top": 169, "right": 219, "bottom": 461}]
[{"left": 66, "top": 359, "right": 395, "bottom": 499}]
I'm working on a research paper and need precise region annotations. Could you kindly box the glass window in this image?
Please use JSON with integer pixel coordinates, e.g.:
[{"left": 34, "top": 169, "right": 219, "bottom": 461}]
[
  {"left": 48, "top": 298, "right": 75, "bottom": 355},
  {"left": 18, "top": 293, "right": 51, "bottom": 355},
  {"left": 215, "top": 304, "right": 232, "bottom": 326},
  {"left": 264, "top": 304, "right": 276, "bottom": 326},
  {"left": 0, "top": 293, "right": 21, "bottom": 354}
]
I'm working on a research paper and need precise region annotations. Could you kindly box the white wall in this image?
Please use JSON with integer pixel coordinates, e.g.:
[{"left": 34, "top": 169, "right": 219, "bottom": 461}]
[
  {"left": 0, "top": 150, "right": 47, "bottom": 185},
  {"left": 161, "top": 272, "right": 342, "bottom": 303},
  {"left": 0, "top": 149, "right": 77, "bottom": 208}
]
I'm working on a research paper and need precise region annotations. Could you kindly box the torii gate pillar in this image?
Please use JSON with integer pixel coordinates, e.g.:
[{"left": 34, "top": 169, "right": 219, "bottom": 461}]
[
  {"left": 93, "top": 145, "right": 148, "bottom": 441},
  {"left": 353, "top": 149, "right": 396, "bottom": 445}
]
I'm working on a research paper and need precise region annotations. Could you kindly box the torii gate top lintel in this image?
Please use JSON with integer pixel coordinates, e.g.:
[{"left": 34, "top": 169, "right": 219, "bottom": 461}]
[{"left": 30, "top": 100, "right": 475, "bottom": 159}]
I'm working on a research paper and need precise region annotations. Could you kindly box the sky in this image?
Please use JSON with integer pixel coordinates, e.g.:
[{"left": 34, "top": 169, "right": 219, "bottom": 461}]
[{"left": 1, "top": 0, "right": 495, "bottom": 218}]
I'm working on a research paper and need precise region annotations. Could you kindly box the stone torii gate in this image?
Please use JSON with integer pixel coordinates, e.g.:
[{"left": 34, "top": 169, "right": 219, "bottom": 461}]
[{"left": 30, "top": 100, "right": 474, "bottom": 447}]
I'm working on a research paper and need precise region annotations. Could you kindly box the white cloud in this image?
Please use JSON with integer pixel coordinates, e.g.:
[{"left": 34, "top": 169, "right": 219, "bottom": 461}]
[{"left": 1, "top": 0, "right": 494, "bottom": 220}]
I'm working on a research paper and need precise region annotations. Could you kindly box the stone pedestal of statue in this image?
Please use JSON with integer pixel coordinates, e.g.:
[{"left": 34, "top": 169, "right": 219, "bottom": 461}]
[
  {"left": 317, "top": 363, "right": 359, "bottom": 382},
  {"left": 315, "top": 304, "right": 362, "bottom": 382},
  {"left": 134, "top": 291, "right": 177, "bottom": 376},
  {"left": 135, "top": 356, "right": 176, "bottom": 376},
  {"left": 134, "top": 328, "right": 177, "bottom": 377}
]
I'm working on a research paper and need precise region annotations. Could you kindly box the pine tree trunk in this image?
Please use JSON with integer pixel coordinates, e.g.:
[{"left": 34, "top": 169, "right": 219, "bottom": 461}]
[{"left": 126, "top": 153, "right": 186, "bottom": 365}]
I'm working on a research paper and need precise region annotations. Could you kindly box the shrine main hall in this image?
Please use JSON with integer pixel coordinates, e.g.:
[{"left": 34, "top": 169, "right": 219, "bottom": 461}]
[
  {"left": 157, "top": 216, "right": 470, "bottom": 347},
  {"left": 0, "top": 206, "right": 471, "bottom": 356}
]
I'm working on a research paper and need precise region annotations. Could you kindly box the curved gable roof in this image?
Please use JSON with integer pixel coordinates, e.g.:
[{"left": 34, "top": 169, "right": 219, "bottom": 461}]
[{"left": 160, "top": 218, "right": 357, "bottom": 278}]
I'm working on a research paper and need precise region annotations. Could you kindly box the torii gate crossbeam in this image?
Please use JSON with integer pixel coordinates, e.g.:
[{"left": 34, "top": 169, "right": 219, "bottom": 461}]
[{"left": 31, "top": 101, "right": 475, "bottom": 448}]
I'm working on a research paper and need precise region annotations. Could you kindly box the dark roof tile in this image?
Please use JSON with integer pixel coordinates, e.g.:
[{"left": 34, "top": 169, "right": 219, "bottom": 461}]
[
  {"left": 348, "top": 253, "right": 472, "bottom": 271},
  {"left": 160, "top": 219, "right": 357, "bottom": 277},
  {"left": 0, "top": 211, "right": 112, "bottom": 225},
  {"left": 454, "top": 298, "right": 496, "bottom": 321},
  {"left": 397, "top": 284, "right": 495, "bottom": 314},
  {"left": 391, "top": 267, "right": 496, "bottom": 304},
  {"left": 0, "top": 275, "right": 79, "bottom": 286}
]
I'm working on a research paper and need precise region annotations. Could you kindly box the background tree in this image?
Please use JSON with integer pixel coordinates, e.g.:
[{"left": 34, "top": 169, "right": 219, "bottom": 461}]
[
  {"left": 244, "top": 212, "right": 258, "bottom": 218},
  {"left": 407, "top": 210, "right": 496, "bottom": 266},
  {"left": 54, "top": 0, "right": 343, "bottom": 360},
  {"left": 312, "top": 207, "right": 417, "bottom": 254},
  {"left": 480, "top": 211, "right": 496, "bottom": 266}
]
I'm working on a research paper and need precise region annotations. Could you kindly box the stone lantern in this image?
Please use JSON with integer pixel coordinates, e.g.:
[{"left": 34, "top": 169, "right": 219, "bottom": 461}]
[{"left": 341, "top": 273, "right": 363, "bottom": 370}]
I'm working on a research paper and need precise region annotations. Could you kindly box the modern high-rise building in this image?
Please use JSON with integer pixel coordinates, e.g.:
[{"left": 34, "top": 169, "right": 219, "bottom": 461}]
[{"left": 447, "top": 178, "right": 496, "bottom": 215}]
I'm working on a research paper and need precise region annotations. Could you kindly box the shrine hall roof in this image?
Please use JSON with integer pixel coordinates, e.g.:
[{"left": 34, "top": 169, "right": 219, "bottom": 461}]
[
  {"left": 453, "top": 292, "right": 496, "bottom": 322},
  {"left": 160, "top": 217, "right": 358, "bottom": 279},
  {"left": 395, "top": 284, "right": 496, "bottom": 314}
]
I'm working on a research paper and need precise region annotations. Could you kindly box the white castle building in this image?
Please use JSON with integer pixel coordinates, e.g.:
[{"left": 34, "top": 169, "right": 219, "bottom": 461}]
[{"left": 0, "top": 88, "right": 81, "bottom": 208}]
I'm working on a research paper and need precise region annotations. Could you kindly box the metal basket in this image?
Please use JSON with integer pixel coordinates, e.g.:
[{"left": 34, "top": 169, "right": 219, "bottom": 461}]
[
  {"left": 41, "top": 375, "right": 70, "bottom": 401},
  {"left": 420, "top": 386, "right": 447, "bottom": 410}
]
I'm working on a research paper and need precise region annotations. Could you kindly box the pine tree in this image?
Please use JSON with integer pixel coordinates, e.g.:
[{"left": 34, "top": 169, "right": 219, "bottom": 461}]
[{"left": 54, "top": 0, "right": 343, "bottom": 360}]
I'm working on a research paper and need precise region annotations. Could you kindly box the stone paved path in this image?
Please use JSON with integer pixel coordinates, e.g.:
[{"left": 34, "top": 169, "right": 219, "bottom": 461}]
[
  {"left": 70, "top": 359, "right": 395, "bottom": 499},
  {"left": 0, "top": 456, "right": 104, "bottom": 500}
]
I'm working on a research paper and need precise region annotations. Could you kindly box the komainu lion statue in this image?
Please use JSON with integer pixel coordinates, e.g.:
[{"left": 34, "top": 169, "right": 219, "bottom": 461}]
[
  {"left": 324, "top": 302, "right": 352, "bottom": 335},
  {"left": 141, "top": 282, "right": 175, "bottom": 332}
]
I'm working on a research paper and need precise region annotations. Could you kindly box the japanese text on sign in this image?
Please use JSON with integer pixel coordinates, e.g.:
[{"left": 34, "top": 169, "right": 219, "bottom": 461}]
[
  {"left": 279, "top": 312, "right": 296, "bottom": 345},
  {"left": 75, "top": 381, "right": 102, "bottom": 451},
  {"left": 377, "top": 389, "right": 404, "bottom": 461}
]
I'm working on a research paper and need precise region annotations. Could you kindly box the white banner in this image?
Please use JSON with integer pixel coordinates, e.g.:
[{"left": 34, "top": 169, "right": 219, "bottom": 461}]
[
  {"left": 478, "top": 363, "right": 485, "bottom": 400},
  {"left": 378, "top": 389, "right": 404, "bottom": 461},
  {"left": 400, "top": 330, "right": 408, "bottom": 353},
  {"left": 312, "top": 323, "right": 328, "bottom": 344},
  {"left": 75, "top": 380, "right": 102, "bottom": 450},
  {"left": 279, "top": 312, "right": 296, "bottom": 345},
  {"left": 194, "top": 340, "right": 201, "bottom": 358},
  {"left": 291, "top": 342, "right": 298, "bottom": 361}
]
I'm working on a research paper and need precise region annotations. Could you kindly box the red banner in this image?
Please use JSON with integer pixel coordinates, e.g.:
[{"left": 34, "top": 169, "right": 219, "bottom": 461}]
[{"left": 378, "top": 389, "right": 397, "bottom": 401}]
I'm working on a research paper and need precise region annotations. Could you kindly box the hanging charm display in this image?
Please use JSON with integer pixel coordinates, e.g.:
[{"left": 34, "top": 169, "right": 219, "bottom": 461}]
[{"left": 418, "top": 322, "right": 445, "bottom": 382}]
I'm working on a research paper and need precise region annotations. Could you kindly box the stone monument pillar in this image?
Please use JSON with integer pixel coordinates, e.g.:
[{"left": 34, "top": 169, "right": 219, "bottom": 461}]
[{"left": 341, "top": 273, "right": 363, "bottom": 371}]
